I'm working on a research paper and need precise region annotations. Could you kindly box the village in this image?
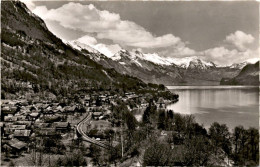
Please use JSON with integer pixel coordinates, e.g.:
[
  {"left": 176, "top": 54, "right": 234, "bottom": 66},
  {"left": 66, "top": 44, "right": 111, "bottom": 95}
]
[{"left": 1, "top": 90, "right": 175, "bottom": 165}]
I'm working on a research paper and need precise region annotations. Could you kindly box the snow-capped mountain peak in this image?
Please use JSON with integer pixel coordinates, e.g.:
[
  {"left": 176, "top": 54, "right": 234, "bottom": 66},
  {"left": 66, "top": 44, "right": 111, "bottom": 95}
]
[
  {"left": 229, "top": 62, "right": 247, "bottom": 69},
  {"left": 65, "top": 40, "right": 238, "bottom": 70},
  {"left": 187, "top": 58, "right": 214, "bottom": 70},
  {"left": 67, "top": 40, "right": 99, "bottom": 54},
  {"left": 111, "top": 49, "right": 217, "bottom": 70},
  {"left": 229, "top": 58, "right": 260, "bottom": 69}
]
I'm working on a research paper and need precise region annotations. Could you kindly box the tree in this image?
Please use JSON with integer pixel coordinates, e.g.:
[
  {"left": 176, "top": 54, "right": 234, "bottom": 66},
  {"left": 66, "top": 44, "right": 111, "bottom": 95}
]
[
  {"left": 89, "top": 144, "right": 102, "bottom": 166},
  {"left": 232, "top": 125, "right": 246, "bottom": 165},
  {"left": 107, "top": 144, "right": 121, "bottom": 166},
  {"left": 55, "top": 150, "right": 87, "bottom": 166},
  {"left": 143, "top": 142, "right": 172, "bottom": 166},
  {"left": 232, "top": 126, "right": 259, "bottom": 166},
  {"left": 142, "top": 101, "right": 156, "bottom": 125},
  {"left": 173, "top": 113, "right": 186, "bottom": 143},
  {"left": 209, "top": 122, "right": 232, "bottom": 156},
  {"left": 158, "top": 110, "right": 166, "bottom": 130},
  {"left": 26, "top": 137, "right": 48, "bottom": 166},
  {"left": 158, "top": 84, "right": 165, "bottom": 91},
  {"left": 143, "top": 106, "right": 151, "bottom": 124},
  {"left": 104, "top": 129, "right": 115, "bottom": 146},
  {"left": 124, "top": 111, "right": 137, "bottom": 131},
  {"left": 190, "top": 122, "right": 207, "bottom": 137},
  {"left": 181, "top": 136, "right": 213, "bottom": 166},
  {"left": 247, "top": 127, "right": 259, "bottom": 165},
  {"left": 167, "top": 110, "right": 174, "bottom": 119}
]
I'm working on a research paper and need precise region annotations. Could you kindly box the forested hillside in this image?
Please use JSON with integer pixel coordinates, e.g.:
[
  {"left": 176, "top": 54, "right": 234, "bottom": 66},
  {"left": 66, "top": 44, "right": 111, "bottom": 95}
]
[{"left": 1, "top": 1, "right": 157, "bottom": 100}]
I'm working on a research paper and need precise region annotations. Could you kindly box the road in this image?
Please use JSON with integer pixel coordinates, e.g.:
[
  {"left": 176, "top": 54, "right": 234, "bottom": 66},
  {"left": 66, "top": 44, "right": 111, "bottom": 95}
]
[{"left": 76, "top": 112, "right": 110, "bottom": 149}]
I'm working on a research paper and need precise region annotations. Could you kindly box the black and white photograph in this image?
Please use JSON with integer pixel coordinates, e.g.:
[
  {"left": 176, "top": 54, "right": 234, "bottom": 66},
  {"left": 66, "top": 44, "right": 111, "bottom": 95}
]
[{"left": 1, "top": 0, "right": 259, "bottom": 166}]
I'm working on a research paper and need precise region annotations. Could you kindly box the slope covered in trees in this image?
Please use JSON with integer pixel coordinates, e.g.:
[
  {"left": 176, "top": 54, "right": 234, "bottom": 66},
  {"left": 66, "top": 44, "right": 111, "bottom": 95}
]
[{"left": 1, "top": 1, "right": 161, "bottom": 100}]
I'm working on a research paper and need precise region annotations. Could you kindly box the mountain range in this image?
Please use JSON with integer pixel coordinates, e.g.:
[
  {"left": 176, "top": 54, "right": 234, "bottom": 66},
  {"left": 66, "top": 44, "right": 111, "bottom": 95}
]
[{"left": 68, "top": 40, "right": 259, "bottom": 85}]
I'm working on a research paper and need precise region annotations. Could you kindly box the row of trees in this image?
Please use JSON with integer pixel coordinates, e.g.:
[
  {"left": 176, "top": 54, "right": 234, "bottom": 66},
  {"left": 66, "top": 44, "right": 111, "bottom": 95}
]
[{"left": 142, "top": 103, "right": 259, "bottom": 166}]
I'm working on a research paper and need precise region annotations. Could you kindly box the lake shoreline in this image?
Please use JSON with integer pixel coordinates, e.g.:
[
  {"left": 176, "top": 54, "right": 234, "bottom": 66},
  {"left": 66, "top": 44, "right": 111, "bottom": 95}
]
[{"left": 166, "top": 85, "right": 259, "bottom": 90}]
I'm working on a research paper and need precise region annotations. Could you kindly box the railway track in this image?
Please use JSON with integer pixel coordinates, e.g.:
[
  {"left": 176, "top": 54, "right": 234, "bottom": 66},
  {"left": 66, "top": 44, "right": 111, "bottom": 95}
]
[{"left": 76, "top": 112, "right": 111, "bottom": 149}]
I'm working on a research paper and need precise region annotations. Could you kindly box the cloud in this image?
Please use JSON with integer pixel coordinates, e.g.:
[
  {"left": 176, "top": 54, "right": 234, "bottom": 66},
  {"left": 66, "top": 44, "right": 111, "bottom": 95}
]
[
  {"left": 32, "top": 2, "right": 190, "bottom": 49},
  {"left": 202, "top": 47, "right": 257, "bottom": 65},
  {"left": 30, "top": 3, "right": 257, "bottom": 66},
  {"left": 225, "top": 31, "right": 255, "bottom": 51},
  {"left": 195, "top": 31, "right": 257, "bottom": 65}
]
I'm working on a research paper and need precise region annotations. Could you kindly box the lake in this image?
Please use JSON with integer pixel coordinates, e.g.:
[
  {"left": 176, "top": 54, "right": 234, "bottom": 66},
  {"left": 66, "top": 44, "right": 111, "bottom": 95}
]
[{"left": 167, "top": 86, "right": 259, "bottom": 131}]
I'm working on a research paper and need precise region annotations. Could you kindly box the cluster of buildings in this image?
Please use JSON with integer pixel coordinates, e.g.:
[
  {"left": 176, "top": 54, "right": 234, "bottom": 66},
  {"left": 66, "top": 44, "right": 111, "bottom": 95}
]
[
  {"left": 1, "top": 100, "right": 79, "bottom": 156},
  {"left": 1, "top": 91, "right": 169, "bottom": 157}
]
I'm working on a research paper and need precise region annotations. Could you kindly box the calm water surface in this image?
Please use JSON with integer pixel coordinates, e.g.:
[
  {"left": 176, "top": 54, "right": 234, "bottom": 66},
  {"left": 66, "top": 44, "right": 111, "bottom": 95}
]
[{"left": 167, "top": 86, "right": 259, "bottom": 131}]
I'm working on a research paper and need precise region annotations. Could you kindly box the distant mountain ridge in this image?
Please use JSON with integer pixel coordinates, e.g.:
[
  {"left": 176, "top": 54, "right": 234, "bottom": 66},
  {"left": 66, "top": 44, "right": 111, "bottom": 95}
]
[
  {"left": 69, "top": 40, "right": 258, "bottom": 70},
  {"left": 70, "top": 41, "right": 256, "bottom": 85},
  {"left": 220, "top": 61, "right": 259, "bottom": 85}
]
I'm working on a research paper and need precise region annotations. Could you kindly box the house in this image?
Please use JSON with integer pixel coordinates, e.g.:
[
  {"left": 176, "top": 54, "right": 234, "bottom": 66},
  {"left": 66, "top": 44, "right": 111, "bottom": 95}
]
[
  {"left": 42, "top": 110, "right": 54, "bottom": 116},
  {"left": 36, "top": 128, "right": 57, "bottom": 137},
  {"left": 91, "top": 120, "right": 112, "bottom": 130},
  {"left": 4, "top": 116, "right": 18, "bottom": 122},
  {"left": 64, "top": 106, "right": 77, "bottom": 114},
  {"left": 34, "top": 102, "right": 44, "bottom": 110},
  {"left": 141, "top": 99, "right": 149, "bottom": 107},
  {"left": 53, "top": 122, "right": 71, "bottom": 133},
  {"left": 41, "top": 104, "right": 50, "bottom": 110},
  {"left": 92, "top": 112, "right": 103, "bottom": 120},
  {"left": 9, "top": 124, "right": 27, "bottom": 130},
  {"left": 157, "top": 97, "right": 166, "bottom": 109},
  {"left": 27, "top": 112, "right": 40, "bottom": 121},
  {"left": 126, "top": 93, "right": 139, "bottom": 100},
  {"left": 19, "top": 108, "right": 31, "bottom": 116},
  {"left": 91, "top": 100, "right": 97, "bottom": 107},
  {"left": 30, "top": 106, "right": 37, "bottom": 112},
  {"left": 4, "top": 127, "right": 13, "bottom": 137},
  {"left": 108, "top": 95, "right": 114, "bottom": 100},
  {"left": 85, "top": 100, "right": 90, "bottom": 107},
  {"left": 84, "top": 96, "right": 91, "bottom": 106},
  {"left": 2, "top": 106, "right": 17, "bottom": 117},
  {"left": 160, "top": 130, "right": 168, "bottom": 136},
  {"left": 20, "top": 101, "right": 29, "bottom": 106},
  {"left": 15, "top": 115, "right": 27, "bottom": 121},
  {"left": 3, "top": 138, "right": 27, "bottom": 155},
  {"left": 16, "top": 121, "right": 32, "bottom": 127},
  {"left": 52, "top": 105, "right": 63, "bottom": 113},
  {"left": 33, "top": 122, "right": 50, "bottom": 129},
  {"left": 99, "top": 95, "right": 107, "bottom": 102},
  {"left": 13, "top": 129, "right": 31, "bottom": 141}
]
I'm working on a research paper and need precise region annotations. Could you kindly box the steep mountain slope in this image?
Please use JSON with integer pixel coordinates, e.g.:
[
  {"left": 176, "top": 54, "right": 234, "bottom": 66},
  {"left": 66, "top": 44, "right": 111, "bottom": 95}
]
[
  {"left": 220, "top": 62, "right": 259, "bottom": 85},
  {"left": 1, "top": 1, "right": 151, "bottom": 100}
]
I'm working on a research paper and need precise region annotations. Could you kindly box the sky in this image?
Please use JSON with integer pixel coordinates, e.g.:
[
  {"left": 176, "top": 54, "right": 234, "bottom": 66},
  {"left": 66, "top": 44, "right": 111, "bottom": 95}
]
[{"left": 22, "top": 0, "right": 259, "bottom": 66}]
